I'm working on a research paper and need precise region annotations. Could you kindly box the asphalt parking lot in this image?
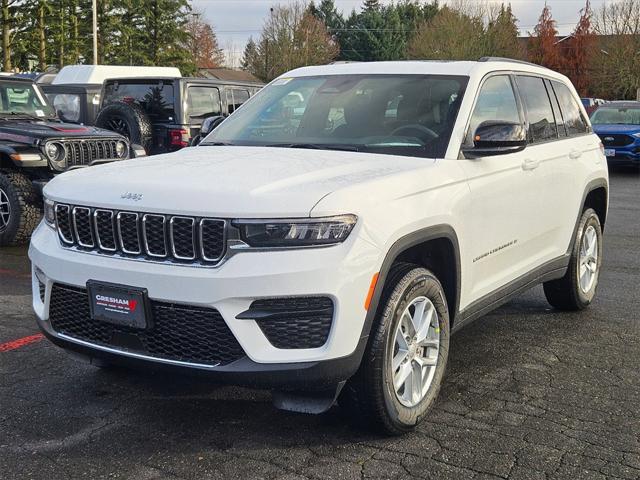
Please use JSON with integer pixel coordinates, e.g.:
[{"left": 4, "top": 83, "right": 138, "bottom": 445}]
[{"left": 1, "top": 168, "right": 639, "bottom": 480}]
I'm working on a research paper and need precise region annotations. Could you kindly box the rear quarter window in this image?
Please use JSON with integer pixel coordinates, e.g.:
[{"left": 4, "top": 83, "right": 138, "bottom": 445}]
[
  {"left": 103, "top": 82, "right": 176, "bottom": 121},
  {"left": 552, "top": 81, "right": 588, "bottom": 136}
]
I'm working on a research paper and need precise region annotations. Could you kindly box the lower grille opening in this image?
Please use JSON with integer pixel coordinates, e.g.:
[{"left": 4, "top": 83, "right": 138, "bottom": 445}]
[
  {"left": 49, "top": 283, "right": 245, "bottom": 366},
  {"left": 243, "top": 297, "right": 334, "bottom": 349}
]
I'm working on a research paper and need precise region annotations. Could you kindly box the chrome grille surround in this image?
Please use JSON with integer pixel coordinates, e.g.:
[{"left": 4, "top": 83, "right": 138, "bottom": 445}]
[{"left": 54, "top": 203, "right": 227, "bottom": 267}]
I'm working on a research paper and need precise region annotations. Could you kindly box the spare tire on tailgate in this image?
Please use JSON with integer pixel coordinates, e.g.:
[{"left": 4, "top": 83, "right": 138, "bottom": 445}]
[{"left": 95, "top": 101, "right": 153, "bottom": 152}]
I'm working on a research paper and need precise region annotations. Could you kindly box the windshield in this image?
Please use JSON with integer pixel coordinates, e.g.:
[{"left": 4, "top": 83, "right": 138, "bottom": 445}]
[
  {"left": 591, "top": 107, "right": 640, "bottom": 125},
  {"left": 0, "top": 80, "right": 56, "bottom": 118},
  {"left": 202, "top": 74, "right": 468, "bottom": 158}
]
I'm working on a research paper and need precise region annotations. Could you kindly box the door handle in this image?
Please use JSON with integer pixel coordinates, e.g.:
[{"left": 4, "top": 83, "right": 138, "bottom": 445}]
[
  {"left": 521, "top": 158, "right": 539, "bottom": 171},
  {"left": 569, "top": 150, "right": 582, "bottom": 160}
]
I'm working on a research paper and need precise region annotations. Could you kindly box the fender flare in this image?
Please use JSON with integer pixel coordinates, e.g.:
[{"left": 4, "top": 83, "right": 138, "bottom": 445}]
[{"left": 358, "top": 224, "right": 461, "bottom": 347}]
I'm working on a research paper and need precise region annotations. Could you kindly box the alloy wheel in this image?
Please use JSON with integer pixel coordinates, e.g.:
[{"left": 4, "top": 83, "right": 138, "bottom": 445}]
[
  {"left": 390, "top": 296, "right": 440, "bottom": 407},
  {"left": 0, "top": 187, "right": 10, "bottom": 232},
  {"left": 578, "top": 224, "right": 599, "bottom": 293}
]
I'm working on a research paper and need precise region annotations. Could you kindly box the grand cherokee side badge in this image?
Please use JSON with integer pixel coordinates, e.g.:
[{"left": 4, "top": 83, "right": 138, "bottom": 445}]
[{"left": 121, "top": 192, "right": 143, "bottom": 201}]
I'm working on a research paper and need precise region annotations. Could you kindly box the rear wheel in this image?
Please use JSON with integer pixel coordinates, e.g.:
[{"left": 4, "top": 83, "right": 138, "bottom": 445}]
[
  {"left": 0, "top": 170, "right": 42, "bottom": 246},
  {"left": 340, "top": 264, "right": 450, "bottom": 435},
  {"left": 543, "top": 208, "right": 603, "bottom": 310}
]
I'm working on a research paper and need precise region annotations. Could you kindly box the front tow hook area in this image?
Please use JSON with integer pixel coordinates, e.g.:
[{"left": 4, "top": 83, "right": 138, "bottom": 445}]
[{"left": 272, "top": 381, "right": 346, "bottom": 414}]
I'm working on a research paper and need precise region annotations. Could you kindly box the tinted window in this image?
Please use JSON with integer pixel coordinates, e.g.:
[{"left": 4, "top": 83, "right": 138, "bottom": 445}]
[
  {"left": 203, "top": 74, "right": 468, "bottom": 159},
  {"left": 468, "top": 75, "right": 521, "bottom": 142},
  {"left": 516, "top": 76, "right": 557, "bottom": 143},
  {"left": 49, "top": 93, "right": 81, "bottom": 122},
  {"left": 103, "top": 81, "right": 175, "bottom": 121},
  {"left": 227, "top": 88, "right": 250, "bottom": 114},
  {"left": 187, "top": 86, "right": 221, "bottom": 118},
  {"left": 553, "top": 81, "right": 588, "bottom": 135},
  {"left": 546, "top": 79, "right": 566, "bottom": 138}
]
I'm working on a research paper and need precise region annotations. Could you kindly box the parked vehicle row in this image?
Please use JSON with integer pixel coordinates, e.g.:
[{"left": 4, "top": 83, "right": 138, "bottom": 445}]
[
  {"left": 41, "top": 65, "right": 262, "bottom": 155},
  {"left": 591, "top": 101, "right": 640, "bottom": 167},
  {"left": 30, "top": 58, "right": 608, "bottom": 434}
]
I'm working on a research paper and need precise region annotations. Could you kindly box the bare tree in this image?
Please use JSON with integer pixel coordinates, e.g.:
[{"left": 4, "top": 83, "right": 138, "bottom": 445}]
[
  {"left": 244, "top": 2, "right": 339, "bottom": 82},
  {"left": 593, "top": 0, "right": 640, "bottom": 99}
]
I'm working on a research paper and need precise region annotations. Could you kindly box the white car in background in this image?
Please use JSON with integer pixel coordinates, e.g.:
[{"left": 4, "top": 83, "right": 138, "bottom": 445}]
[{"left": 30, "top": 58, "right": 608, "bottom": 435}]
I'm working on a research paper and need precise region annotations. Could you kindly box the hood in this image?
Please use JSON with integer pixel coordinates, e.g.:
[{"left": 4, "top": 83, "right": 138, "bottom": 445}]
[
  {"left": 0, "top": 119, "right": 124, "bottom": 143},
  {"left": 44, "top": 146, "right": 433, "bottom": 217},
  {"left": 592, "top": 123, "right": 640, "bottom": 135}
]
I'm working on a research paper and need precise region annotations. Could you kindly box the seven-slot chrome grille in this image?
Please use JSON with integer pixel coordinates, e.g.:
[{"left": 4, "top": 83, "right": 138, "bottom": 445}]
[
  {"left": 64, "top": 139, "right": 123, "bottom": 167},
  {"left": 54, "top": 204, "right": 226, "bottom": 266}
]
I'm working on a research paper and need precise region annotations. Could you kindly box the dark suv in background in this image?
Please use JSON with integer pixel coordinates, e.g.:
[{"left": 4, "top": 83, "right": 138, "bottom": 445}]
[
  {"left": 0, "top": 76, "right": 143, "bottom": 246},
  {"left": 94, "top": 77, "right": 262, "bottom": 155}
]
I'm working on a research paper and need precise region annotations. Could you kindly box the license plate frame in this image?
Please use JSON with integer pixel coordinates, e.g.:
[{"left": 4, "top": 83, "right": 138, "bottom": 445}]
[
  {"left": 87, "top": 280, "right": 151, "bottom": 329},
  {"left": 604, "top": 148, "right": 616, "bottom": 157}
]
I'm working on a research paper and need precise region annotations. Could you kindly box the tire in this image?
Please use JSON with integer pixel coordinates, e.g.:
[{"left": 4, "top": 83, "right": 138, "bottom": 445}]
[
  {"left": 543, "top": 208, "right": 603, "bottom": 311},
  {"left": 0, "top": 170, "right": 42, "bottom": 247},
  {"left": 95, "top": 101, "right": 153, "bottom": 152},
  {"left": 340, "top": 264, "right": 450, "bottom": 435}
]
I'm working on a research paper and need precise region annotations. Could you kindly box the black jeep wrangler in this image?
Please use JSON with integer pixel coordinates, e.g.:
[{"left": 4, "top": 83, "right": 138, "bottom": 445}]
[
  {"left": 93, "top": 77, "right": 262, "bottom": 155},
  {"left": 0, "top": 76, "right": 144, "bottom": 246}
]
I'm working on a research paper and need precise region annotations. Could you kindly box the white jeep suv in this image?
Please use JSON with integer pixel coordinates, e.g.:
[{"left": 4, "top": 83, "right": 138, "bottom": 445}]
[{"left": 30, "top": 59, "right": 608, "bottom": 435}]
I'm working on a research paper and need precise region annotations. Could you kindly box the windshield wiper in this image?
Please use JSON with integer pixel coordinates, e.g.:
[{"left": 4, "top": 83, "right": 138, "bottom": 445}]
[
  {"left": 0, "top": 111, "right": 46, "bottom": 121},
  {"left": 269, "top": 143, "right": 360, "bottom": 152},
  {"left": 199, "top": 141, "right": 236, "bottom": 146}
]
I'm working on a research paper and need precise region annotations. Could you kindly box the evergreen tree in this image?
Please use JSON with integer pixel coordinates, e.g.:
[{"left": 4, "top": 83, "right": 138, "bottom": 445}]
[
  {"left": 564, "top": 0, "right": 594, "bottom": 95},
  {"left": 486, "top": 4, "right": 522, "bottom": 59},
  {"left": 528, "top": 3, "right": 562, "bottom": 70}
]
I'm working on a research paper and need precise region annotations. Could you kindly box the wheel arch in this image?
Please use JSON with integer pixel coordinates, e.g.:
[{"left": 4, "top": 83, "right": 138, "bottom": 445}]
[{"left": 363, "top": 225, "right": 461, "bottom": 340}]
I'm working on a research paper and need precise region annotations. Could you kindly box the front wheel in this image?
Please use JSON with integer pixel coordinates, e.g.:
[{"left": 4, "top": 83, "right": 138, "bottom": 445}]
[
  {"left": 543, "top": 208, "right": 603, "bottom": 310},
  {"left": 0, "top": 171, "right": 42, "bottom": 247},
  {"left": 340, "top": 264, "right": 450, "bottom": 435}
]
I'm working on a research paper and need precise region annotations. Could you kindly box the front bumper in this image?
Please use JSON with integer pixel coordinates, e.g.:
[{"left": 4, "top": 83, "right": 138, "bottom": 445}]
[{"left": 29, "top": 222, "right": 381, "bottom": 388}]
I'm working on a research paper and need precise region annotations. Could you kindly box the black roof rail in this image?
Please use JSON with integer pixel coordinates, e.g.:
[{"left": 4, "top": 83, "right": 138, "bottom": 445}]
[{"left": 478, "top": 57, "right": 549, "bottom": 69}]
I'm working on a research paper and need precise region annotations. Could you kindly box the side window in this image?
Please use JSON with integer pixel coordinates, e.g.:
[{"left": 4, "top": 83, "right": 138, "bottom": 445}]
[
  {"left": 516, "top": 76, "right": 558, "bottom": 143},
  {"left": 467, "top": 75, "right": 521, "bottom": 142},
  {"left": 546, "top": 79, "right": 567, "bottom": 138},
  {"left": 552, "top": 81, "right": 588, "bottom": 136},
  {"left": 227, "top": 88, "right": 250, "bottom": 114},
  {"left": 187, "top": 86, "right": 221, "bottom": 119}
]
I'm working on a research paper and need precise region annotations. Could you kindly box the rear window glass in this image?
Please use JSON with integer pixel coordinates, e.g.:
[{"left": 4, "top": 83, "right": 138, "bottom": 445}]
[
  {"left": 187, "top": 86, "right": 221, "bottom": 118},
  {"left": 103, "top": 81, "right": 175, "bottom": 121},
  {"left": 552, "top": 81, "right": 588, "bottom": 135},
  {"left": 227, "top": 89, "right": 250, "bottom": 114}
]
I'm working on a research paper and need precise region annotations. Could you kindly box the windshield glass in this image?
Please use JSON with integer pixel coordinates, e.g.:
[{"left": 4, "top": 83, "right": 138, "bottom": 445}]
[
  {"left": 202, "top": 74, "right": 468, "bottom": 158},
  {"left": 591, "top": 106, "right": 640, "bottom": 125},
  {"left": 0, "top": 80, "right": 55, "bottom": 118}
]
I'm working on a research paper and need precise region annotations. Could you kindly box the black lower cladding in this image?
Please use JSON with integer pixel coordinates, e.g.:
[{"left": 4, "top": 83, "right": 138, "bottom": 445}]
[
  {"left": 250, "top": 297, "right": 334, "bottom": 349},
  {"left": 48, "top": 283, "right": 245, "bottom": 366}
]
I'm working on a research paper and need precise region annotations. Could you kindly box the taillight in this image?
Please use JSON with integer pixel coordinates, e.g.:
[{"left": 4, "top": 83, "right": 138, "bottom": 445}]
[{"left": 169, "top": 129, "right": 190, "bottom": 148}]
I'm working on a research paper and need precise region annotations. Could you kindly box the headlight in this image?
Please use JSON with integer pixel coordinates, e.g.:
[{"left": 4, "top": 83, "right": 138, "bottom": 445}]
[
  {"left": 234, "top": 215, "right": 357, "bottom": 248},
  {"left": 115, "top": 140, "right": 128, "bottom": 158},
  {"left": 44, "top": 142, "right": 66, "bottom": 170},
  {"left": 43, "top": 198, "right": 55, "bottom": 228}
]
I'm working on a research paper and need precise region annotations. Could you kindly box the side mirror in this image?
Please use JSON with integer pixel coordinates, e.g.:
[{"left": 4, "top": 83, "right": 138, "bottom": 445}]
[{"left": 463, "top": 121, "right": 527, "bottom": 158}]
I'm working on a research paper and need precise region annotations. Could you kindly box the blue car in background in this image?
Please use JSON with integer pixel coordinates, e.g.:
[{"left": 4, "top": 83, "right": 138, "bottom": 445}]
[{"left": 591, "top": 101, "right": 640, "bottom": 166}]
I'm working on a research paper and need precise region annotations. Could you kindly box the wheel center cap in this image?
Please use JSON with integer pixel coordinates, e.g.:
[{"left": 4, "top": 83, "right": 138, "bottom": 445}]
[{"left": 409, "top": 343, "right": 418, "bottom": 358}]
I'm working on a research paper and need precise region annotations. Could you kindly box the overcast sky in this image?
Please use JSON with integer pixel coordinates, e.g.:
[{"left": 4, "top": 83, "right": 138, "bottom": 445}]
[{"left": 192, "top": 0, "right": 604, "bottom": 65}]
